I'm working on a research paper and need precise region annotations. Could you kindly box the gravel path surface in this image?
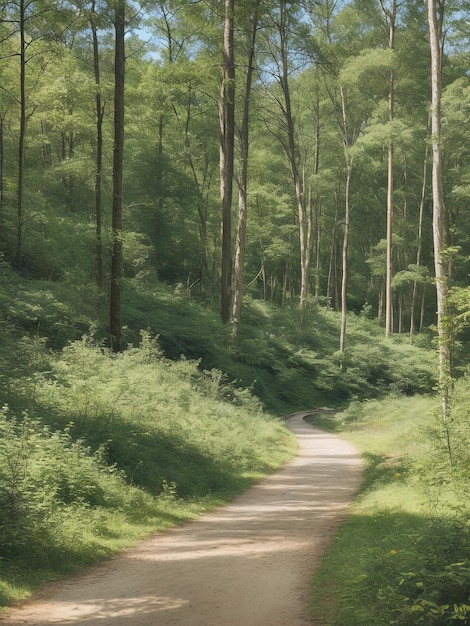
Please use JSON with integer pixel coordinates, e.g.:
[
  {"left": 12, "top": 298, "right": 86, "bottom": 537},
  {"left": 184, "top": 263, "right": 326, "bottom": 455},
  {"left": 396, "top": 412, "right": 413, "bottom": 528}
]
[{"left": 1, "top": 412, "right": 363, "bottom": 626}]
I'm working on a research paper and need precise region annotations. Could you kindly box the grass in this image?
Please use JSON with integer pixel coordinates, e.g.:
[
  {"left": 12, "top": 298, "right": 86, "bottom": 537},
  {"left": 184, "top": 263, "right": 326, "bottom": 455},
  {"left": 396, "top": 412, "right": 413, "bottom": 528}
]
[
  {"left": 0, "top": 494, "right": 198, "bottom": 608},
  {"left": 307, "top": 393, "right": 470, "bottom": 625},
  {"left": 0, "top": 331, "right": 297, "bottom": 611},
  {"left": 0, "top": 263, "right": 438, "bottom": 414},
  {"left": 0, "top": 265, "right": 450, "bottom": 618}
]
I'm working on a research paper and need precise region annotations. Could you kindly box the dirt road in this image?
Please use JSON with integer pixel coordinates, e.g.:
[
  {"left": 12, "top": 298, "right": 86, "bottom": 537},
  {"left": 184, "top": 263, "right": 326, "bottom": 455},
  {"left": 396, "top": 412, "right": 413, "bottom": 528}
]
[{"left": 1, "top": 412, "right": 363, "bottom": 626}]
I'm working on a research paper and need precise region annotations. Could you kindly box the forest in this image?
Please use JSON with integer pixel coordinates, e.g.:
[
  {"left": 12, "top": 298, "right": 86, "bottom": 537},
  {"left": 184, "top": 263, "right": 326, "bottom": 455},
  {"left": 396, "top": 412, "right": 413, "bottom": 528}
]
[{"left": 1, "top": 0, "right": 470, "bottom": 623}]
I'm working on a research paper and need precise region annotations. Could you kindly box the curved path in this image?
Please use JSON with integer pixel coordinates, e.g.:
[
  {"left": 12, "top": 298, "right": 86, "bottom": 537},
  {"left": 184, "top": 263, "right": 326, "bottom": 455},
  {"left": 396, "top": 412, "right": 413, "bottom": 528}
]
[{"left": 1, "top": 413, "right": 363, "bottom": 626}]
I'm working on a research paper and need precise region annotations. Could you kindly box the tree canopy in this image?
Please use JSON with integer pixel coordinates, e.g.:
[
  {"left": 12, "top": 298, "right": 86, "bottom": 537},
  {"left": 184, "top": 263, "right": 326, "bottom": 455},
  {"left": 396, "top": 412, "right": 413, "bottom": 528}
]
[{"left": 0, "top": 0, "right": 469, "bottom": 354}]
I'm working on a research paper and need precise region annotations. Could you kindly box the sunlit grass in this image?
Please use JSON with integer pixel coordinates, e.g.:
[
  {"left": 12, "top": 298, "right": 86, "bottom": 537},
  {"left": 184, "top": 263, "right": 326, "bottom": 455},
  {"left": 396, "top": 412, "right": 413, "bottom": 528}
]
[{"left": 309, "top": 393, "right": 470, "bottom": 625}]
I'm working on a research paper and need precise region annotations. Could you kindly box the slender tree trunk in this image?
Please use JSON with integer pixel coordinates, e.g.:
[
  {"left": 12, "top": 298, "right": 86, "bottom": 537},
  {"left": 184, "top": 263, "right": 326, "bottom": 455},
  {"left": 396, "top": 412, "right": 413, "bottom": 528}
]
[
  {"left": 91, "top": 7, "right": 104, "bottom": 291},
  {"left": 385, "top": 137, "right": 394, "bottom": 335},
  {"left": 0, "top": 113, "right": 4, "bottom": 225},
  {"left": 110, "top": 0, "right": 125, "bottom": 352},
  {"left": 420, "top": 285, "right": 426, "bottom": 333},
  {"left": 156, "top": 114, "right": 164, "bottom": 212},
  {"left": 314, "top": 196, "right": 321, "bottom": 298},
  {"left": 232, "top": 1, "right": 259, "bottom": 338},
  {"left": 177, "top": 84, "right": 209, "bottom": 287},
  {"left": 384, "top": 0, "right": 397, "bottom": 338},
  {"left": 340, "top": 161, "right": 352, "bottom": 353},
  {"left": 410, "top": 140, "right": 429, "bottom": 338},
  {"left": 40, "top": 120, "right": 51, "bottom": 168},
  {"left": 398, "top": 294, "right": 403, "bottom": 334},
  {"left": 261, "top": 258, "right": 266, "bottom": 301},
  {"left": 327, "top": 206, "right": 338, "bottom": 303},
  {"left": 339, "top": 85, "right": 353, "bottom": 353},
  {"left": 378, "top": 284, "right": 384, "bottom": 320},
  {"left": 428, "top": 0, "right": 451, "bottom": 431},
  {"left": 219, "top": 0, "right": 235, "bottom": 324},
  {"left": 17, "top": 0, "right": 26, "bottom": 265},
  {"left": 313, "top": 85, "right": 321, "bottom": 299},
  {"left": 278, "top": 14, "right": 311, "bottom": 309}
]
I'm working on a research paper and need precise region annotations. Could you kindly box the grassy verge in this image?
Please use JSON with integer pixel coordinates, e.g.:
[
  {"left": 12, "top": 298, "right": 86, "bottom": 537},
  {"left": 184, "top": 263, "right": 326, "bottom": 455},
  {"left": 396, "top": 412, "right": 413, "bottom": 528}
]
[
  {"left": 307, "top": 393, "right": 470, "bottom": 625},
  {"left": 0, "top": 332, "right": 297, "bottom": 611}
]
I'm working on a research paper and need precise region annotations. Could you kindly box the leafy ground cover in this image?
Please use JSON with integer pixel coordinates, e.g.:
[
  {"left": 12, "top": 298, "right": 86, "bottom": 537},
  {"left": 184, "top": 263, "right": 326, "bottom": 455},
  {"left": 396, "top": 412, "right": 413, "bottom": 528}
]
[
  {"left": 0, "top": 329, "right": 297, "bottom": 609},
  {"left": 308, "top": 390, "right": 470, "bottom": 625},
  {"left": 0, "top": 265, "right": 438, "bottom": 413},
  {"left": 0, "top": 267, "right": 447, "bottom": 616}
]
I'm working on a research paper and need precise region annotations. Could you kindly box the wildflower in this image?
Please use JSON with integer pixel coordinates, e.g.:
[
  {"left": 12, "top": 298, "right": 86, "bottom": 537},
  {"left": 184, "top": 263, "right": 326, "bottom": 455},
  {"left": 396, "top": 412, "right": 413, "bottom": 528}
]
[{"left": 390, "top": 549, "right": 397, "bottom": 555}]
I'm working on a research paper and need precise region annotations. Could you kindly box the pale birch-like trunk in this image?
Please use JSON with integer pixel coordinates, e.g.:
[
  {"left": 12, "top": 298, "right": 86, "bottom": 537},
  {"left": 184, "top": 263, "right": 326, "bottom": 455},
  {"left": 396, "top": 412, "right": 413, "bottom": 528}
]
[
  {"left": 410, "top": 140, "right": 429, "bottom": 338},
  {"left": 383, "top": 0, "right": 397, "bottom": 337},
  {"left": 428, "top": 0, "right": 451, "bottom": 431},
  {"left": 340, "top": 161, "right": 352, "bottom": 353},
  {"left": 339, "top": 87, "right": 353, "bottom": 353},
  {"left": 278, "top": 17, "right": 311, "bottom": 309}
]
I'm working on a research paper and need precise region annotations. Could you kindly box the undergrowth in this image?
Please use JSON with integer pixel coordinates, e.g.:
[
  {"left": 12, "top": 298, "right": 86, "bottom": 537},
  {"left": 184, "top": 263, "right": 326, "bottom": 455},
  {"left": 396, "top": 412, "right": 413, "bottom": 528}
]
[
  {"left": 0, "top": 267, "right": 443, "bottom": 614},
  {"left": 309, "top": 391, "right": 470, "bottom": 625},
  {"left": 1, "top": 266, "right": 438, "bottom": 413},
  {"left": 0, "top": 331, "right": 296, "bottom": 609}
]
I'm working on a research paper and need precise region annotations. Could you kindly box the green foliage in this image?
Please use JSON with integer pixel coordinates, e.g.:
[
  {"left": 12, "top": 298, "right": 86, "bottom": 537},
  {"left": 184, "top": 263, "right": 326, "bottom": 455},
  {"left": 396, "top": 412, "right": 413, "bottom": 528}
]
[
  {"left": 315, "top": 513, "right": 470, "bottom": 625},
  {"left": 0, "top": 406, "right": 134, "bottom": 559},
  {"left": 0, "top": 265, "right": 438, "bottom": 415},
  {"left": 309, "top": 393, "right": 470, "bottom": 626},
  {"left": 23, "top": 332, "right": 293, "bottom": 498},
  {"left": 0, "top": 327, "right": 296, "bottom": 606}
]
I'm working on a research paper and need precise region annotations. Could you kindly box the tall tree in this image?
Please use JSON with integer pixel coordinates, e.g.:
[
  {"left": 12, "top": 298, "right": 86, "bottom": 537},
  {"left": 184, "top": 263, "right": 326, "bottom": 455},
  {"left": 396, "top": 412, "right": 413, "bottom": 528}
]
[
  {"left": 110, "top": 0, "right": 125, "bottom": 351},
  {"left": 89, "top": 0, "right": 106, "bottom": 290},
  {"left": 427, "top": 0, "right": 451, "bottom": 426},
  {"left": 219, "top": 0, "right": 235, "bottom": 324},
  {"left": 339, "top": 86, "right": 353, "bottom": 353},
  {"left": 16, "top": 0, "right": 28, "bottom": 264},
  {"left": 231, "top": 0, "right": 260, "bottom": 338},
  {"left": 264, "top": 0, "right": 313, "bottom": 310},
  {"left": 7, "top": 0, "right": 65, "bottom": 265},
  {"left": 380, "top": 0, "right": 398, "bottom": 337}
]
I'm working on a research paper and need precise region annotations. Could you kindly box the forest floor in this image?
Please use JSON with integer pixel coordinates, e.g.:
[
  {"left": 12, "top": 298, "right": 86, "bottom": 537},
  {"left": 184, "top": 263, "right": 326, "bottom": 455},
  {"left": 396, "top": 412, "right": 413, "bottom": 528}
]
[{"left": 1, "top": 413, "right": 363, "bottom": 626}]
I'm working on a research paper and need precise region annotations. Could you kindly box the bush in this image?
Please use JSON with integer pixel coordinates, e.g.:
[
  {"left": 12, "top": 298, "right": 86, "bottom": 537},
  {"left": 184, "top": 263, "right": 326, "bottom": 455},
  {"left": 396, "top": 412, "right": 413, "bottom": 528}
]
[
  {"left": 357, "top": 518, "right": 470, "bottom": 625},
  {"left": 0, "top": 407, "right": 127, "bottom": 558}
]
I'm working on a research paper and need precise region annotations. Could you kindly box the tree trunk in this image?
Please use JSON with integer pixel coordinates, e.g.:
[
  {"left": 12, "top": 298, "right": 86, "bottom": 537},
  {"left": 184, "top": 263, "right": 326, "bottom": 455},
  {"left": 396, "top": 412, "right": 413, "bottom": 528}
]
[
  {"left": 110, "top": 0, "right": 125, "bottom": 352},
  {"left": 340, "top": 161, "right": 352, "bottom": 353},
  {"left": 339, "top": 85, "right": 353, "bottom": 353},
  {"left": 410, "top": 139, "right": 429, "bottom": 338},
  {"left": 0, "top": 113, "right": 4, "bottom": 225},
  {"left": 314, "top": 196, "right": 321, "bottom": 298},
  {"left": 17, "top": 0, "right": 26, "bottom": 266},
  {"left": 384, "top": 0, "right": 397, "bottom": 338},
  {"left": 428, "top": 0, "right": 451, "bottom": 431},
  {"left": 232, "top": 1, "right": 259, "bottom": 338},
  {"left": 91, "top": 7, "right": 104, "bottom": 291},
  {"left": 326, "top": 206, "right": 338, "bottom": 303},
  {"left": 313, "top": 85, "right": 321, "bottom": 299},
  {"left": 219, "top": 0, "right": 235, "bottom": 324},
  {"left": 420, "top": 285, "right": 426, "bottom": 333},
  {"left": 178, "top": 83, "right": 209, "bottom": 288},
  {"left": 278, "top": 13, "right": 311, "bottom": 309},
  {"left": 385, "top": 137, "right": 394, "bottom": 336}
]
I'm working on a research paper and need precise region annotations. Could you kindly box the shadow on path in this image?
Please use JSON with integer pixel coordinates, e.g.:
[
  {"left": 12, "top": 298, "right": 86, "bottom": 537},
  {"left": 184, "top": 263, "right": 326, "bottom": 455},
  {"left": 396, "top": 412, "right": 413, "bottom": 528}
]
[{"left": 1, "top": 413, "right": 363, "bottom": 626}]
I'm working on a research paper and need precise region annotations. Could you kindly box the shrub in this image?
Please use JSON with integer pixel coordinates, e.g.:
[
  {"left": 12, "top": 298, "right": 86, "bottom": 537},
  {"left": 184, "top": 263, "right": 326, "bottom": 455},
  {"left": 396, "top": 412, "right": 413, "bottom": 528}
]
[{"left": 0, "top": 407, "right": 126, "bottom": 558}]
